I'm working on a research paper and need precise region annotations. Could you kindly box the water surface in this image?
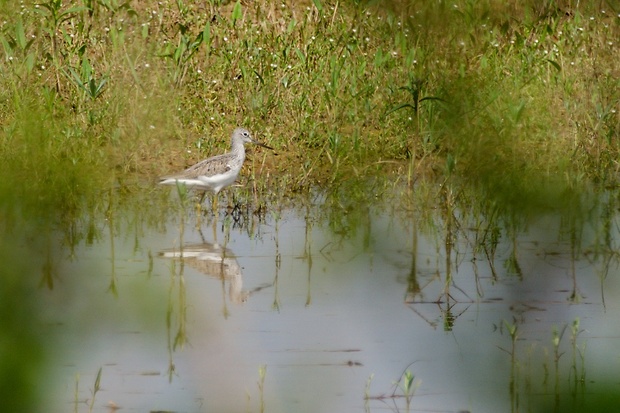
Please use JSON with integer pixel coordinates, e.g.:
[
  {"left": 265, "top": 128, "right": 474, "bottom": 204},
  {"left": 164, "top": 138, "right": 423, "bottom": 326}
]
[{"left": 42, "top": 189, "right": 620, "bottom": 413}]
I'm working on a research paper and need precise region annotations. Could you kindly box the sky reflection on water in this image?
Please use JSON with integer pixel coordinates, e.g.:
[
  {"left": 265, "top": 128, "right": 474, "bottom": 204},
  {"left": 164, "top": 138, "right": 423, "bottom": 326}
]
[{"left": 43, "top": 200, "right": 620, "bottom": 413}]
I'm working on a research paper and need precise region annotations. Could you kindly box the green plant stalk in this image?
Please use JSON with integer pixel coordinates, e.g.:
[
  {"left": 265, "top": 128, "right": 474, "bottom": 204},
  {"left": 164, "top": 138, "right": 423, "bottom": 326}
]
[
  {"left": 258, "top": 364, "right": 267, "bottom": 413},
  {"left": 88, "top": 367, "right": 102, "bottom": 413}
]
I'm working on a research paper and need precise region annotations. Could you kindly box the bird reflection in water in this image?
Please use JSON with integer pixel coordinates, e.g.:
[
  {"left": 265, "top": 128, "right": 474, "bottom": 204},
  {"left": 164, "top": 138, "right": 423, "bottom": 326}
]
[{"left": 159, "top": 242, "right": 271, "bottom": 308}]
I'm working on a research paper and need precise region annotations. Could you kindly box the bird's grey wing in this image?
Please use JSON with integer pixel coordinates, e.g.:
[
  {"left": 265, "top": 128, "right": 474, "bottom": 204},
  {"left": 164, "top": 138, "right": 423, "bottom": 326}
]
[
  {"left": 160, "top": 153, "right": 234, "bottom": 181},
  {"left": 184, "top": 153, "right": 233, "bottom": 178}
]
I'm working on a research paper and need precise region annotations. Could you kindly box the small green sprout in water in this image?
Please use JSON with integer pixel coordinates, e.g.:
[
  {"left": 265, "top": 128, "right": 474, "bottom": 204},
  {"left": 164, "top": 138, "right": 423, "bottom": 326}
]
[
  {"left": 258, "top": 364, "right": 267, "bottom": 413},
  {"left": 364, "top": 367, "right": 420, "bottom": 412},
  {"left": 570, "top": 318, "right": 581, "bottom": 341},
  {"left": 552, "top": 324, "right": 568, "bottom": 363},
  {"left": 569, "top": 317, "right": 587, "bottom": 387},
  {"left": 504, "top": 319, "right": 518, "bottom": 340},
  {"left": 89, "top": 367, "right": 102, "bottom": 413},
  {"left": 364, "top": 373, "right": 374, "bottom": 411},
  {"left": 498, "top": 319, "right": 519, "bottom": 363},
  {"left": 72, "top": 367, "right": 103, "bottom": 412},
  {"left": 392, "top": 369, "right": 420, "bottom": 412}
]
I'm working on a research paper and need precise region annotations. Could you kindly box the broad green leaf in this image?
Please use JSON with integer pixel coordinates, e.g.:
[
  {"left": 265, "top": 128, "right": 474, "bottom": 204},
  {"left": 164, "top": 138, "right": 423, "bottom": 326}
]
[
  {"left": 231, "top": 1, "right": 242, "bottom": 26},
  {"left": 15, "top": 19, "right": 26, "bottom": 50},
  {"left": 312, "top": 0, "right": 323, "bottom": 13},
  {"left": 294, "top": 47, "right": 306, "bottom": 65}
]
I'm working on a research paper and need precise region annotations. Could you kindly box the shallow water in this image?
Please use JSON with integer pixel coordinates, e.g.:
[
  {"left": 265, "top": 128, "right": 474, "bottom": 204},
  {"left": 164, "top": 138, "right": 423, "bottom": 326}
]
[{"left": 41, "top": 191, "right": 620, "bottom": 413}]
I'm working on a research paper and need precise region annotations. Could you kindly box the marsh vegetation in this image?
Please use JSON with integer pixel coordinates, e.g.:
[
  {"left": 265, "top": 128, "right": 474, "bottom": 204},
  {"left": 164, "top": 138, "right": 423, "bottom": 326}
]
[{"left": 1, "top": 0, "right": 619, "bottom": 411}]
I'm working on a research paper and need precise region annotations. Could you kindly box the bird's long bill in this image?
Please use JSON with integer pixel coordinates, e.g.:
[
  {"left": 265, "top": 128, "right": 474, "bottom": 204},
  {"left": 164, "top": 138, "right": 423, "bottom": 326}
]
[{"left": 252, "top": 139, "right": 273, "bottom": 150}]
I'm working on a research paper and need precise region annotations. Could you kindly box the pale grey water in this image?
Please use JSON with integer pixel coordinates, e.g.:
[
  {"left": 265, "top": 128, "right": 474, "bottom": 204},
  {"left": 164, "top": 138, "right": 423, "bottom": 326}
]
[{"left": 42, "top": 202, "right": 620, "bottom": 413}]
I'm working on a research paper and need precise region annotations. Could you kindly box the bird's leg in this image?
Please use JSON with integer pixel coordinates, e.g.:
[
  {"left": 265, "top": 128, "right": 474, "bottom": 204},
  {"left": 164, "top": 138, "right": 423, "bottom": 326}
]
[
  {"left": 212, "top": 192, "right": 219, "bottom": 217},
  {"left": 211, "top": 214, "right": 217, "bottom": 242}
]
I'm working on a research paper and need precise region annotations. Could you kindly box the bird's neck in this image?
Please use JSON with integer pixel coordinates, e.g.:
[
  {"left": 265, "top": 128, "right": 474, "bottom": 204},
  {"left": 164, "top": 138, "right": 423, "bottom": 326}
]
[{"left": 230, "top": 139, "right": 246, "bottom": 157}]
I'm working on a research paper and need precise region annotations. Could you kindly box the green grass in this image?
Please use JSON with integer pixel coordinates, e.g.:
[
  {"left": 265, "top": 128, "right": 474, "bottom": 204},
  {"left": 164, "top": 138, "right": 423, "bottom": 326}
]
[{"left": 1, "top": 0, "right": 618, "bottom": 213}]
